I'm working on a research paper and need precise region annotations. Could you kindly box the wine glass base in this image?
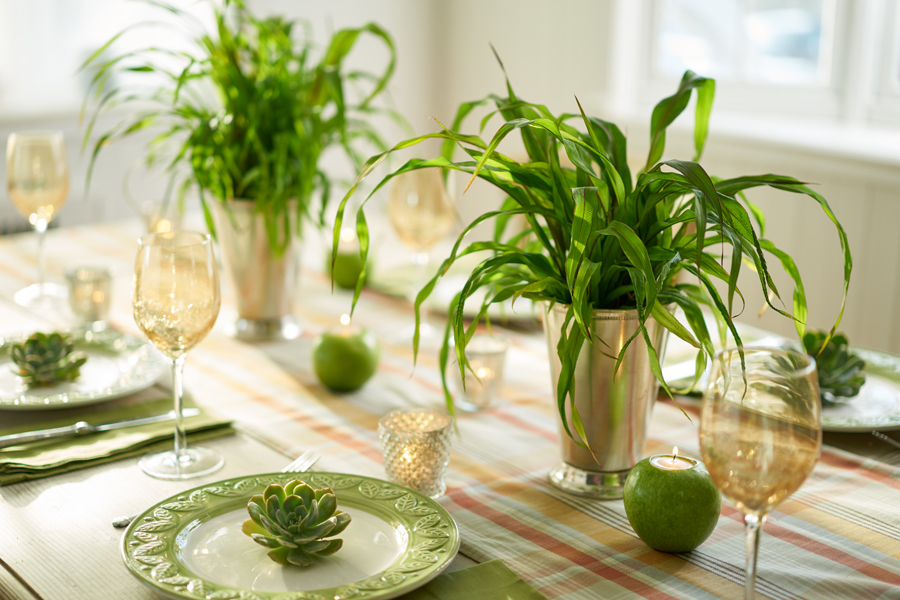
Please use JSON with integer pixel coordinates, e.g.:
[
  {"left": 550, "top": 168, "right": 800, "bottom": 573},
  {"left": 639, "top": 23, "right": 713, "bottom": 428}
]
[
  {"left": 14, "top": 282, "right": 67, "bottom": 310},
  {"left": 549, "top": 462, "right": 630, "bottom": 499},
  {"left": 139, "top": 447, "right": 224, "bottom": 480}
]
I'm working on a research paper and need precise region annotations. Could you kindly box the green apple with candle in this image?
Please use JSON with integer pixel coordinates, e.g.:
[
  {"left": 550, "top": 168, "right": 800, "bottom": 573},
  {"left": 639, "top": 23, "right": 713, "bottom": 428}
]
[
  {"left": 623, "top": 448, "right": 721, "bottom": 553},
  {"left": 327, "top": 228, "right": 369, "bottom": 291},
  {"left": 312, "top": 314, "right": 380, "bottom": 392}
]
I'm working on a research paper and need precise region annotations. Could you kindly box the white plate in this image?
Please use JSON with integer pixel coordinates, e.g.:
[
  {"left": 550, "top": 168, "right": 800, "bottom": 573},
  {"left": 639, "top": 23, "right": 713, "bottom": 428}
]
[
  {"left": 369, "top": 261, "right": 538, "bottom": 325},
  {"left": 0, "top": 329, "right": 167, "bottom": 410},
  {"left": 821, "top": 347, "right": 900, "bottom": 432},
  {"left": 425, "top": 273, "right": 537, "bottom": 324},
  {"left": 122, "top": 472, "right": 461, "bottom": 600}
]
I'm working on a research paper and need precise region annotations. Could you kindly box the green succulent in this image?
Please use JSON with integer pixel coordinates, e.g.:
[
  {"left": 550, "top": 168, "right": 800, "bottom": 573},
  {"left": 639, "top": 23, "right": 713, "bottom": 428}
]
[
  {"left": 242, "top": 480, "right": 351, "bottom": 567},
  {"left": 803, "top": 330, "right": 866, "bottom": 402},
  {"left": 10, "top": 332, "right": 88, "bottom": 387}
]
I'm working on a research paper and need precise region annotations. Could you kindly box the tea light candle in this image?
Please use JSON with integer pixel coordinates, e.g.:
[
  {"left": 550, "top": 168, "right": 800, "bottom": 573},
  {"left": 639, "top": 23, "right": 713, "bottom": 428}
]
[
  {"left": 312, "top": 314, "right": 379, "bottom": 392},
  {"left": 65, "top": 266, "right": 113, "bottom": 330},
  {"left": 451, "top": 334, "right": 508, "bottom": 411},
  {"left": 378, "top": 408, "right": 453, "bottom": 498},
  {"left": 649, "top": 447, "right": 696, "bottom": 471},
  {"left": 623, "top": 447, "right": 721, "bottom": 553}
]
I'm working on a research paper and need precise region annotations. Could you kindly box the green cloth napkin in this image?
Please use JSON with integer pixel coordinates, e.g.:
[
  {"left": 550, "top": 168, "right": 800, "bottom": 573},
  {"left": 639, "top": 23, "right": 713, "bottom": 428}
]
[
  {"left": 0, "top": 397, "right": 234, "bottom": 485},
  {"left": 400, "top": 560, "right": 548, "bottom": 600}
]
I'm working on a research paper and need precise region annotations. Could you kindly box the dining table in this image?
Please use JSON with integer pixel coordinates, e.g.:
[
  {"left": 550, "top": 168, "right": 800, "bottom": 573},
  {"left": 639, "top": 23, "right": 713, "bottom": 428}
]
[{"left": 1, "top": 215, "right": 900, "bottom": 600}]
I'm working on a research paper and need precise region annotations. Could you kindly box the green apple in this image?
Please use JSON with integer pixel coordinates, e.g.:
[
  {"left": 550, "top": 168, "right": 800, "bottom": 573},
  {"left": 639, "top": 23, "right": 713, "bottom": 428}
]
[
  {"left": 312, "top": 328, "right": 380, "bottom": 392},
  {"left": 623, "top": 456, "right": 721, "bottom": 553},
  {"left": 327, "top": 249, "right": 367, "bottom": 290}
]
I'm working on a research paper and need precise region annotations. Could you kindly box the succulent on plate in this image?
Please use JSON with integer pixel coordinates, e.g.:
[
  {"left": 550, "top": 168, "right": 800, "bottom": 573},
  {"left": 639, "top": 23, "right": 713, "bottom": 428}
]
[
  {"left": 10, "top": 332, "right": 88, "bottom": 387},
  {"left": 242, "top": 479, "right": 351, "bottom": 567},
  {"left": 802, "top": 330, "right": 866, "bottom": 402}
]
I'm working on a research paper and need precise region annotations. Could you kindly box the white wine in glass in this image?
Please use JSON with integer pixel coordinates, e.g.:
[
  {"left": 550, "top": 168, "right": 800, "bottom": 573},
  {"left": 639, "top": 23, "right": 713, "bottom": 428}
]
[
  {"left": 388, "top": 169, "right": 455, "bottom": 344},
  {"left": 700, "top": 347, "right": 821, "bottom": 600},
  {"left": 6, "top": 131, "right": 70, "bottom": 308},
  {"left": 133, "top": 231, "right": 223, "bottom": 479}
]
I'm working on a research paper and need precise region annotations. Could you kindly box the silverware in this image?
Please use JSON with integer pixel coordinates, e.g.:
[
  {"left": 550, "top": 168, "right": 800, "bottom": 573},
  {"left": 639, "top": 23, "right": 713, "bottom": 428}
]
[
  {"left": 0, "top": 408, "right": 201, "bottom": 450},
  {"left": 111, "top": 449, "right": 321, "bottom": 528},
  {"left": 872, "top": 431, "right": 900, "bottom": 450}
]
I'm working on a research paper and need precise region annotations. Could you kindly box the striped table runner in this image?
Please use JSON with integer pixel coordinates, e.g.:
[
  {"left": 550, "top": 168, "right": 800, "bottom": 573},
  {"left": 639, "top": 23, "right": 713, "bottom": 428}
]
[{"left": 4, "top": 218, "right": 900, "bottom": 599}]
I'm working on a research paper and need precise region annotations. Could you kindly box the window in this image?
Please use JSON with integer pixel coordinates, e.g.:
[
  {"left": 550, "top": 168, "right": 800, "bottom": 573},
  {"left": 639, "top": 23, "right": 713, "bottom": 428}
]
[
  {"left": 654, "top": 0, "right": 834, "bottom": 86},
  {"left": 608, "top": 0, "right": 900, "bottom": 129}
]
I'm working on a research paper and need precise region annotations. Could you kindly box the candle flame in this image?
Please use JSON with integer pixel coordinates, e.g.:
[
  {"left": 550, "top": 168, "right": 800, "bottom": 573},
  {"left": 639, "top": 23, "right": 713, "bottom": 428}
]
[
  {"left": 671, "top": 446, "right": 679, "bottom": 466},
  {"left": 340, "top": 314, "right": 351, "bottom": 326},
  {"left": 340, "top": 228, "right": 356, "bottom": 244}
]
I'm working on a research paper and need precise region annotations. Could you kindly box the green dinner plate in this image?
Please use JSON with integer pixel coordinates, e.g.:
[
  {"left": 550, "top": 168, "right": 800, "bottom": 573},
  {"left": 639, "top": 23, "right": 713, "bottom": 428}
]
[
  {"left": 121, "top": 472, "right": 461, "bottom": 600},
  {"left": 0, "top": 328, "right": 168, "bottom": 410}
]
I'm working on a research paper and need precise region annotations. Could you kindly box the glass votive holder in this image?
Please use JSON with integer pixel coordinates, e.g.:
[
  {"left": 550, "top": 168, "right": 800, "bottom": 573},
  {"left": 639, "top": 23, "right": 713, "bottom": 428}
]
[
  {"left": 378, "top": 408, "right": 453, "bottom": 498},
  {"left": 65, "top": 266, "right": 113, "bottom": 329},
  {"left": 451, "top": 334, "right": 508, "bottom": 412}
]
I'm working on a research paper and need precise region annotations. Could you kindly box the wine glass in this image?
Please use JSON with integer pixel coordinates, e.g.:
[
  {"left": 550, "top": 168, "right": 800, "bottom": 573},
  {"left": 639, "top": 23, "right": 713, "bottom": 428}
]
[
  {"left": 388, "top": 169, "right": 455, "bottom": 344},
  {"left": 6, "top": 131, "right": 70, "bottom": 308},
  {"left": 133, "top": 231, "right": 223, "bottom": 479},
  {"left": 699, "top": 347, "right": 821, "bottom": 600}
]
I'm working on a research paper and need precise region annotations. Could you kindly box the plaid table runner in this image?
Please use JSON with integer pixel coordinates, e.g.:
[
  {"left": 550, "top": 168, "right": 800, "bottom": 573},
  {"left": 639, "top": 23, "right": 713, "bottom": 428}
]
[{"left": 6, "top": 218, "right": 900, "bottom": 600}]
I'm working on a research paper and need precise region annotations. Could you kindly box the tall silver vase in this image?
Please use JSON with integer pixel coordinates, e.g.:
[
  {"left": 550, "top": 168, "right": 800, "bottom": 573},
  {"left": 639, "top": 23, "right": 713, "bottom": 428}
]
[
  {"left": 542, "top": 303, "right": 670, "bottom": 499},
  {"left": 210, "top": 200, "right": 301, "bottom": 340}
]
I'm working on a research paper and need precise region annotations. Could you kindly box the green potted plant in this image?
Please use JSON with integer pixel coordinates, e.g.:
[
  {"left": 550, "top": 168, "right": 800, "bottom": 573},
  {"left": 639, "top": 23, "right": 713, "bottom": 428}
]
[
  {"left": 334, "top": 58, "right": 852, "bottom": 498},
  {"left": 81, "top": 0, "right": 399, "bottom": 339}
]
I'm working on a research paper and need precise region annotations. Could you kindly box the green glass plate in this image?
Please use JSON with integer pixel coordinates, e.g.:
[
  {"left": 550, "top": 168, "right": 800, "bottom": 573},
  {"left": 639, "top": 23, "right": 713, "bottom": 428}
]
[
  {"left": 0, "top": 328, "right": 168, "bottom": 410},
  {"left": 121, "top": 472, "right": 461, "bottom": 600}
]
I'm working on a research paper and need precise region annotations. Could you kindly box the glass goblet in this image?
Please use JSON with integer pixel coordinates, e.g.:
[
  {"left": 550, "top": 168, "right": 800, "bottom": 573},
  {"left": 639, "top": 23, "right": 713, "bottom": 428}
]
[
  {"left": 387, "top": 168, "right": 455, "bottom": 345},
  {"left": 700, "top": 347, "right": 821, "bottom": 600},
  {"left": 133, "top": 231, "right": 223, "bottom": 479},
  {"left": 6, "top": 131, "right": 70, "bottom": 308}
]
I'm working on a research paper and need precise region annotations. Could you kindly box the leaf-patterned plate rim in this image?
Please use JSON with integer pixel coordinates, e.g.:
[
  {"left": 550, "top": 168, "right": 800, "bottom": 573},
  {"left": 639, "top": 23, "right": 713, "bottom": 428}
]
[{"left": 120, "top": 471, "right": 460, "bottom": 600}]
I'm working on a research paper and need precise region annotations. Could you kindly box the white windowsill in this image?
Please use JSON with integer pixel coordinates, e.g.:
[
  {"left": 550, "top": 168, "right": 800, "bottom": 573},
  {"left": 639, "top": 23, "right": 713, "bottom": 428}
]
[{"left": 599, "top": 98, "right": 900, "bottom": 171}]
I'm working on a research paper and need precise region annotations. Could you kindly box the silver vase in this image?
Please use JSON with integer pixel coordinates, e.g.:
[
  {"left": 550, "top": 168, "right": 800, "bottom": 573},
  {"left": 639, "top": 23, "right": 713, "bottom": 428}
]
[
  {"left": 542, "top": 303, "right": 670, "bottom": 499},
  {"left": 210, "top": 200, "right": 301, "bottom": 340}
]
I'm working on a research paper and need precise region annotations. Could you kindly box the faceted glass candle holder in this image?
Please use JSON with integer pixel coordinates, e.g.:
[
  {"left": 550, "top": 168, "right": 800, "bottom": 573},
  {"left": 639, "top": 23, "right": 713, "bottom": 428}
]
[
  {"left": 378, "top": 408, "right": 453, "bottom": 498},
  {"left": 65, "top": 266, "right": 113, "bottom": 329},
  {"left": 451, "top": 334, "right": 508, "bottom": 412}
]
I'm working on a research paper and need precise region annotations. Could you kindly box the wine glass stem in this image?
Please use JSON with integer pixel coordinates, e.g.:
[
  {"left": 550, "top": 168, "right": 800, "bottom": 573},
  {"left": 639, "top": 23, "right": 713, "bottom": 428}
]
[
  {"left": 171, "top": 354, "right": 188, "bottom": 463},
  {"left": 743, "top": 513, "right": 763, "bottom": 600},
  {"left": 34, "top": 218, "right": 48, "bottom": 291}
]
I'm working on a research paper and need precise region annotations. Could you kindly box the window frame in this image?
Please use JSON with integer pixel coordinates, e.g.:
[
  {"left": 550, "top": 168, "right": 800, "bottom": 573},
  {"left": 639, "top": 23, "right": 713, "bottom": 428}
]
[
  {"left": 608, "top": 0, "right": 853, "bottom": 122},
  {"left": 867, "top": 0, "right": 900, "bottom": 126}
]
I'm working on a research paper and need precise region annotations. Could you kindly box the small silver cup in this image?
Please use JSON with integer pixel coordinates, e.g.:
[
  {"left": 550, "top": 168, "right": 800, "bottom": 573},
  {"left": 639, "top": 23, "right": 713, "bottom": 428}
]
[
  {"left": 378, "top": 408, "right": 453, "bottom": 498},
  {"left": 65, "top": 266, "right": 113, "bottom": 330},
  {"left": 452, "top": 334, "right": 508, "bottom": 411}
]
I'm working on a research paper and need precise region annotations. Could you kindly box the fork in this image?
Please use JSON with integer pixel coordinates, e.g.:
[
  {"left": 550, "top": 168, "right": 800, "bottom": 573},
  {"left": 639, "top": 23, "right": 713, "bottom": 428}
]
[
  {"left": 111, "top": 449, "right": 321, "bottom": 528},
  {"left": 872, "top": 431, "right": 900, "bottom": 451}
]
